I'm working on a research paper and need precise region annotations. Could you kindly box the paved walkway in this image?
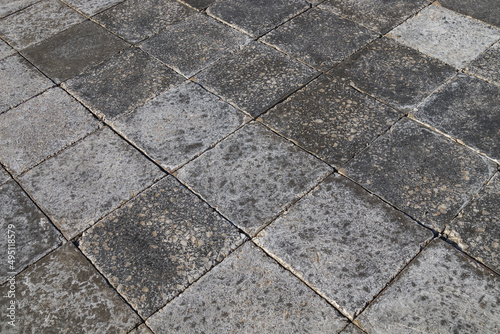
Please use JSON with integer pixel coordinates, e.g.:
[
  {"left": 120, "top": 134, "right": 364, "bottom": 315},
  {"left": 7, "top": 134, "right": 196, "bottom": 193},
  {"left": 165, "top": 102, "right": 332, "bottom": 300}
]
[{"left": 0, "top": 0, "right": 499, "bottom": 333}]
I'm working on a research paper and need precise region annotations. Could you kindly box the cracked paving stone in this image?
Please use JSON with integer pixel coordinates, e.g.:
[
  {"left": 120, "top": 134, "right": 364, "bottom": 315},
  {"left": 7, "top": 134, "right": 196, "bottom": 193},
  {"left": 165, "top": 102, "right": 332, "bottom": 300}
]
[
  {"left": 63, "top": 47, "right": 184, "bottom": 120},
  {"left": 111, "top": 81, "right": 248, "bottom": 172},
  {"left": 262, "top": 74, "right": 400, "bottom": 167},
  {"left": 177, "top": 123, "right": 332, "bottom": 236},
  {"left": 356, "top": 240, "right": 500, "bottom": 333},
  {"left": 177, "top": 0, "right": 215, "bottom": 10},
  {"left": 195, "top": 42, "right": 318, "bottom": 117},
  {"left": 0, "top": 167, "right": 10, "bottom": 185},
  {"left": 438, "top": 0, "right": 500, "bottom": 28},
  {"left": 329, "top": 38, "right": 455, "bottom": 111},
  {"left": 0, "top": 38, "right": 14, "bottom": 60},
  {"left": 129, "top": 324, "right": 154, "bottom": 334},
  {"left": 0, "top": 0, "right": 39, "bottom": 18},
  {"left": 80, "top": 176, "right": 245, "bottom": 318},
  {"left": 147, "top": 242, "right": 348, "bottom": 333},
  {"left": 255, "top": 174, "right": 433, "bottom": 318},
  {"left": 467, "top": 41, "right": 500, "bottom": 85},
  {"left": 0, "top": 243, "right": 140, "bottom": 333},
  {"left": 345, "top": 118, "right": 496, "bottom": 231},
  {"left": 18, "top": 127, "right": 164, "bottom": 239},
  {"left": 415, "top": 73, "right": 500, "bottom": 161},
  {"left": 63, "top": 0, "right": 124, "bottom": 16}
]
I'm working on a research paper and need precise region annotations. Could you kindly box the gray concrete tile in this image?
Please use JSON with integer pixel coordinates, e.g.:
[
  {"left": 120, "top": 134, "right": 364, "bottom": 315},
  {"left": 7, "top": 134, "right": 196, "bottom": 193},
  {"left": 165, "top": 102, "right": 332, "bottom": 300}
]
[
  {"left": 0, "top": 242, "right": 140, "bottom": 333},
  {"left": 63, "top": 0, "right": 124, "bottom": 16},
  {"left": 340, "top": 325, "right": 365, "bottom": 334},
  {"left": 0, "top": 38, "right": 14, "bottom": 60},
  {"left": 178, "top": 0, "right": 215, "bottom": 10},
  {"left": 63, "top": 48, "right": 184, "bottom": 120},
  {"left": 0, "top": 88, "right": 99, "bottom": 175},
  {"left": 195, "top": 42, "right": 318, "bottom": 117},
  {"left": 467, "top": 41, "right": 500, "bottom": 85},
  {"left": 111, "top": 81, "right": 248, "bottom": 172},
  {"left": 388, "top": 5, "right": 500, "bottom": 69},
  {"left": 262, "top": 74, "right": 400, "bottom": 167},
  {"left": 80, "top": 176, "right": 244, "bottom": 317},
  {"left": 0, "top": 0, "right": 39, "bottom": 18},
  {"left": 177, "top": 123, "right": 332, "bottom": 236},
  {"left": 0, "top": 167, "right": 10, "bottom": 185},
  {"left": 129, "top": 324, "right": 153, "bottom": 334},
  {"left": 147, "top": 242, "right": 349, "bottom": 333},
  {"left": 255, "top": 174, "right": 432, "bottom": 318},
  {"left": 439, "top": 0, "right": 500, "bottom": 27},
  {"left": 345, "top": 118, "right": 496, "bottom": 231},
  {"left": 19, "top": 127, "right": 164, "bottom": 239},
  {"left": 356, "top": 240, "right": 500, "bottom": 333}
]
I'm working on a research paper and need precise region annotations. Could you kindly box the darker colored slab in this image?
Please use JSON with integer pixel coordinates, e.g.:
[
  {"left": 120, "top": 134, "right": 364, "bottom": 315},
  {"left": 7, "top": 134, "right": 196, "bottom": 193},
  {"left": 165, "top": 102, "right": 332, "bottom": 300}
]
[
  {"left": 467, "top": 41, "right": 500, "bottom": 85},
  {"left": 439, "top": 0, "right": 500, "bottom": 27}
]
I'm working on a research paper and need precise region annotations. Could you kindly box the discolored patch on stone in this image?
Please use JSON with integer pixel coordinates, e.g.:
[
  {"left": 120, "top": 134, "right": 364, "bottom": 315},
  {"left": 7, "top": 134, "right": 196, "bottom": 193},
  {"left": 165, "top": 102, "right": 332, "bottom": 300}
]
[
  {"left": 345, "top": 118, "right": 496, "bottom": 231},
  {"left": 0, "top": 38, "right": 14, "bottom": 60},
  {"left": 356, "top": 240, "right": 500, "bottom": 333},
  {"left": 147, "top": 242, "right": 348, "bottom": 333},
  {"left": 129, "top": 324, "right": 154, "bottom": 334},
  {"left": 340, "top": 324, "right": 366, "bottom": 334},
  {"left": 438, "top": 0, "right": 500, "bottom": 27},
  {"left": 0, "top": 167, "right": 10, "bottom": 185},
  {"left": 0, "top": 0, "right": 39, "bottom": 18},
  {"left": 262, "top": 74, "right": 400, "bottom": 167},
  {"left": 18, "top": 127, "right": 164, "bottom": 239},
  {"left": 177, "top": 0, "right": 215, "bottom": 10},
  {"left": 467, "top": 41, "right": 500, "bottom": 85},
  {"left": 63, "top": 0, "right": 125, "bottom": 16}
]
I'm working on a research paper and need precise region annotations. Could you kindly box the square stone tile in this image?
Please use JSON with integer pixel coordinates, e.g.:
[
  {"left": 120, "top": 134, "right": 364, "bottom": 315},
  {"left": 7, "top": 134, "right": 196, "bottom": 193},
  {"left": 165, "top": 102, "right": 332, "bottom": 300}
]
[
  {"left": 415, "top": 73, "right": 500, "bottom": 161},
  {"left": 356, "top": 240, "right": 500, "bottom": 333},
  {"left": 140, "top": 14, "right": 251, "bottom": 78},
  {"left": 439, "top": 0, "right": 500, "bottom": 27},
  {"left": 255, "top": 174, "right": 432, "bottom": 318},
  {"left": 0, "top": 38, "right": 14, "bottom": 60},
  {"left": 467, "top": 41, "right": 500, "bottom": 85},
  {"left": 329, "top": 38, "right": 455, "bottom": 111},
  {"left": 129, "top": 324, "right": 153, "bottom": 334},
  {"left": 111, "top": 81, "right": 247, "bottom": 172},
  {"left": 262, "top": 8, "right": 377, "bottom": 71},
  {"left": 22, "top": 20, "right": 129, "bottom": 83},
  {"left": 63, "top": 48, "right": 184, "bottom": 120},
  {"left": 80, "top": 176, "right": 245, "bottom": 317},
  {"left": 19, "top": 127, "right": 164, "bottom": 239},
  {"left": 345, "top": 118, "right": 496, "bottom": 231},
  {"left": 63, "top": 0, "right": 124, "bottom": 16},
  {"left": 262, "top": 74, "right": 400, "bottom": 167},
  {"left": 0, "top": 243, "right": 140, "bottom": 333},
  {"left": 147, "top": 242, "right": 348, "bottom": 333},
  {"left": 195, "top": 42, "right": 318, "bottom": 117},
  {"left": 0, "top": 167, "right": 10, "bottom": 185},
  {"left": 177, "top": 123, "right": 332, "bottom": 236},
  {"left": 177, "top": 0, "right": 215, "bottom": 10},
  {"left": 0, "top": 0, "right": 38, "bottom": 18},
  {"left": 0, "top": 88, "right": 99, "bottom": 175},
  {"left": 388, "top": 5, "right": 500, "bottom": 69}
]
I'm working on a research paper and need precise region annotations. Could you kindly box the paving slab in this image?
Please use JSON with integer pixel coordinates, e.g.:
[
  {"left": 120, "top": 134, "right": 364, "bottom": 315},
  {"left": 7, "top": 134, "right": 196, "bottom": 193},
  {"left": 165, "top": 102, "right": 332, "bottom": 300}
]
[
  {"left": 340, "top": 324, "right": 365, "bottom": 334},
  {"left": 111, "top": 81, "right": 247, "bottom": 172},
  {"left": 467, "top": 40, "right": 500, "bottom": 85},
  {"left": 195, "top": 42, "right": 318, "bottom": 117},
  {"left": 0, "top": 88, "right": 99, "bottom": 175},
  {"left": 356, "top": 240, "right": 500, "bottom": 333},
  {"left": 438, "top": 0, "right": 500, "bottom": 27},
  {"left": 63, "top": 0, "right": 124, "bottom": 16},
  {"left": 177, "top": 0, "right": 215, "bottom": 10},
  {"left": 18, "top": 127, "right": 164, "bottom": 239},
  {"left": 345, "top": 118, "right": 496, "bottom": 231},
  {"left": 0, "top": 0, "right": 39, "bottom": 18},
  {"left": 0, "top": 167, "right": 10, "bottom": 185},
  {"left": 129, "top": 324, "right": 153, "bottom": 334},
  {"left": 147, "top": 242, "right": 349, "bottom": 333},
  {"left": 177, "top": 123, "right": 332, "bottom": 236},
  {"left": 0, "top": 38, "right": 14, "bottom": 60},
  {"left": 262, "top": 74, "right": 400, "bottom": 167}
]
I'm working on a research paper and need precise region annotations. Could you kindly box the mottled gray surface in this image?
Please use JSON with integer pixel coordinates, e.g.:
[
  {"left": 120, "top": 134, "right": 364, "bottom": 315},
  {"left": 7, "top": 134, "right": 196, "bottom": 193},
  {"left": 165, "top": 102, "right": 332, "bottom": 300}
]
[
  {"left": 19, "top": 128, "right": 164, "bottom": 239},
  {"left": 147, "top": 242, "right": 348, "bottom": 333},
  {"left": 340, "top": 324, "right": 366, "bottom": 334},
  {"left": 356, "top": 240, "right": 500, "bottom": 333},
  {"left": 177, "top": 0, "right": 215, "bottom": 10},
  {"left": 177, "top": 123, "right": 332, "bottom": 236},
  {"left": 0, "top": 167, "right": 10, "bottom": 185},
  {"left": 0, "top": 88, "right": 99, "bottom": 175},
  {"left": 439, "top": 0, "right": 500, "bottom": 27},
  {"left": 63, "top": 0, "right": 124, "bottom": 16},
  {"left": 467, "top": 41, "right": 500, "bottom": 85},
  {"left": 129, "top": 324, "right": 153, "bottom": 334},
  {"left": 0, "top": 0, "right": 39, "bottom": 18},
  {"left": 0, "top": 38, "right": 14, "bottom": 60}
]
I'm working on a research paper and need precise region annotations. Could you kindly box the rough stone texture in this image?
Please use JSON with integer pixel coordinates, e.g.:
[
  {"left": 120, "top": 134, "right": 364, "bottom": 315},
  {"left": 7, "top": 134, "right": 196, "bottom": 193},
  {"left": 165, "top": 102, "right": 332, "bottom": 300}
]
[
  {"left": 0, "top": 243, "right": 140, "bottom": 333},
  {"left": 63, "top": 0, "right": 124, "bottom": 16},
  {"left": 177, "top": 0, "right": 215, "bottom": 10},
  {"left": 262, "top": 74, "right": 400, "bottom": 167},
  {"left": 345, "top": 118, "right": 496, "bottom": 231},
  {"left": 262, "top": 8, "right": 377, "bottom": 71},
  {"left": 22, "top": 20, "right": 129, "bottom": 83},
  {"left": 415, "top": 73, "right": 500, "bottom": 161},
  {"left": 63, "top": 48, "right": 184, "bottom": 120},
  {"left": 255, "top": 174, "right": 432, "bottom": 318},
  {"left": 438, "top": 0, "right": 500, "bottom": 27},
  {"left": 19, "top": 128, "right": 164, "bottom": 239},
  {"left": 129, "top": 324, "right": 154, "bottom": 334},
  {"left": 207, "top": 0, "right": 309, "bottom": 38},
  {"left": 0, "top": 38, "right": 14, "bottom": 60},
  {"left": 0, "top": 0, "right": 39, "bottom": 18},
  {"left": 140, "top": 14, "right": 251, "bottom": 78},
  {"left": 111, "top": 81, "right": 247, "bottom": 171},
  {"left": 467, "top": 41, "right": 500, "bottom": 85},
  {"left": 329, "top": 38, "right": 455, "bottom": 111},
  {"left": 0, "top": 88, "right": 99, "bottom": 175},
  {"left": 147, "top": 242, "right": 348, "bottom": 333},
  {"left": 356, "top": 240, "right": 500, "bottom": 333},
  {"left": 177, "top": 123, "right": 332, "bottom": 236},
  {"left": 388, "top": 5, "right": 500, "bottom": 69},
  {"left": 0, "top": 167, "right": 10, "bottom": 185},
  {"left": 340, "top": 325, "right": 366, "bottom": 334},
  {"left": 195, "top": 42, "right": 318, "bottom": 117}
]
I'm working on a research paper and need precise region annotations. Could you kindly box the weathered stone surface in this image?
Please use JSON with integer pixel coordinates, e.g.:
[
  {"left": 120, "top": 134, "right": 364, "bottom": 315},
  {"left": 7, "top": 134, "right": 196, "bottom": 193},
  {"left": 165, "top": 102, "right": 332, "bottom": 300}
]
[
  {"left": 356, "top": 240, "right": 500, "bottom": 333},
  {"left": 63, "top": 0, "right": 124, "bottom": 16},
  {"left": 329, "top": 38, "right": 455, "bottom": 111},
  {"left": 467, "top": 41, "right": 500, "bottom": 85},
  {"left": 0, "top": 38, "right": 14, "bottom": 60},
  {"left": 19, "top": 128, "right": 164, "bottom": 239},
  {"left": 111, "top": 81, "right": 247, "bottom": 171},
  {"left": 147, "top": 242, "right": 348, "bottom": 333},
  {"left": 0, "top": 167, "right": 10, "bottom": 185},
  {"left": 177, "top": 123, "right": 332, "bottom": 236},
  {"left": 255, "top": 174, "right": 432, "bottom": 318},
  {"left": 141, "top": 14, "right": 251, "bottom": 77},
  {"left": 439, "top": 0, "right": 500, "bottom": 27},
  {"left": 195, "top": 42, "right": 318, "bottom": 117},
  {"left": 340, "top": 324, "right": 366, "bottom": 334},
  {"left": 0, "top": 88, "right": 99, "bottom": 175},
  {"left": 0, "top": 0, "right": 39, "bottom": 18},
  {"left": 177, "top": 0, "right": 215, "bottom": 10},
  {"left": 345, "top": 118, "right": 496, "bottom": 231},
  {"left": 129, "top": 324, "right": 154, "bottom": 334},
  {"left": 0, "top": 243, "right": 140, "bottom": 333},
  {"left": 262, "top": 74, "right": 400, "bottom": 167}
]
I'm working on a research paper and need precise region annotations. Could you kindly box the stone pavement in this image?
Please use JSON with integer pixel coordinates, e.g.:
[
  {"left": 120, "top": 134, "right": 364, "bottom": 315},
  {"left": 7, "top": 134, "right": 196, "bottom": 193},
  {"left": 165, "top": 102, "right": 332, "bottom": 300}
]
[{"left": 0, "top": 0, "right": 499, "bottom": 332}]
